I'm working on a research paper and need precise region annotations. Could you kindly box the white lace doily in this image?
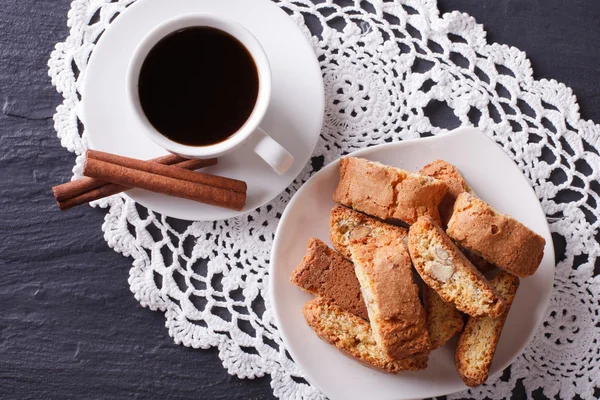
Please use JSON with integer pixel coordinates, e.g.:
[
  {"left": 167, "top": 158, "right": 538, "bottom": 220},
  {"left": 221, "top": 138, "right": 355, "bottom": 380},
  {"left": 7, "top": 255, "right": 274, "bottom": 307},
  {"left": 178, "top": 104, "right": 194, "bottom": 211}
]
[{"left": 49, "top": 0, "right": 600, "bottom": 398}]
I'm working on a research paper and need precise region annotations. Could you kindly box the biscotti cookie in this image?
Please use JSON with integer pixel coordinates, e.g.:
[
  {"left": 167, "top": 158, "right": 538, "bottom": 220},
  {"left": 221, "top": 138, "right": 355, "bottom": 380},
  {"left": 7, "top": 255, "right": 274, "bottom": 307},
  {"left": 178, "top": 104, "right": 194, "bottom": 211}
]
[
  {"left": 455, "top": 271, "right": 520, "bottom": 387},
  {"left": 447, "top": 193, "right": 546, "bottom": 278},
  {"left": 291, "top": 238, "right": 369, "bottom": 320},
  {"left": 423, "top": 286, "right": 464, "bottom": 349},
  {"left": 333, "top": 157, "right": 448, "bottom": 225},
  {"left": 349, "top": 232, "right": 431, "bottom": 360},
  {"left": 408, "top": 216, "right": 506, "bottom": 318},
  {"left": 330, "top": 205, "right": 407, "bottom": 260},
  {"left": 419, "top": 160, "right": 475, "bottom": 227},
  {"left": 303, "top": 298, "right": 428, "bottom": 372}
]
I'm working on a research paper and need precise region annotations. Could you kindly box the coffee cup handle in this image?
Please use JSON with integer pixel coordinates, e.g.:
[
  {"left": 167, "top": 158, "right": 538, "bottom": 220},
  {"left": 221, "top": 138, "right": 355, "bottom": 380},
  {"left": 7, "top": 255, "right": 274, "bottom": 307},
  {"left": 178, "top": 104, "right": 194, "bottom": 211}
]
[{"left": 252, "top": 128, "right": 294, "bottom": 175}]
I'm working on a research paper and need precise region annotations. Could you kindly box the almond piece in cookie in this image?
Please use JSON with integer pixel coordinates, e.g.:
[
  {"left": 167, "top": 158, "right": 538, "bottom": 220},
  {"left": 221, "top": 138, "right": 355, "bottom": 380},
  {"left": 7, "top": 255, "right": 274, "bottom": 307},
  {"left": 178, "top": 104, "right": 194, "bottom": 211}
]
[
  {"left": 333, "top": 157, "right": 448, "bottom": 225},
  {"left": 455, "top": 271, "right": 520, "bottom": 387},
  {"left": 447, "top": 193, "right": 546, "bottom": 278},
  {"left": 329, "top": 204, "right": 407, "bottom": 260},
  {"left": 408, "top": 216, "right": 506, "bottom": 318},
  {"left": 291, "top": 238, "right": 369, "bottom": 320},
  {"left": 303, "top": 297, "right": 428, "bottom": 373}
]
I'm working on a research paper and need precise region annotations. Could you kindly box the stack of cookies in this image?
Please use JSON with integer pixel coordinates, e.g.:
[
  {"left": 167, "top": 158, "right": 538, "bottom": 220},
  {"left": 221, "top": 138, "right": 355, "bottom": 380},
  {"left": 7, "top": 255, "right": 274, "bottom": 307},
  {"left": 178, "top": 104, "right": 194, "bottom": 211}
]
[{"left": 290, "top": 157, "right": 545, "bottom": 387}]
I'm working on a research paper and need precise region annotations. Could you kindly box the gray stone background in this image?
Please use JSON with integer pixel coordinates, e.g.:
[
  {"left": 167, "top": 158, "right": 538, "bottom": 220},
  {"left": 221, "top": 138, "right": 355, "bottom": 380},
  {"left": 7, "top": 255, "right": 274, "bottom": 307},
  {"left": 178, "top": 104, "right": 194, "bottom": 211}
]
[{"left": 1, "top": 0, "right": 598, "bottom": 399}]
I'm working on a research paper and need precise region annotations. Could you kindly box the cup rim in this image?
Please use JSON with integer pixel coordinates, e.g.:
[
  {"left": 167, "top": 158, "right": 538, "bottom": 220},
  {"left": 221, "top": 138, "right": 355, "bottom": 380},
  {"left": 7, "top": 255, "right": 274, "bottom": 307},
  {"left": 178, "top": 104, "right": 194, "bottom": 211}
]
[{"left": 126, "top": 13, "right": 272, "bottom": 158}]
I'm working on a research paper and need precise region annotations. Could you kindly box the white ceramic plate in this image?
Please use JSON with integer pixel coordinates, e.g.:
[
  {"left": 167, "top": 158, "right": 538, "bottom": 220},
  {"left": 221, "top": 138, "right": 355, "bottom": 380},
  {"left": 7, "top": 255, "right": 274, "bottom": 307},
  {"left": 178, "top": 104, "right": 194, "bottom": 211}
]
[
  {"left": 270, "top": 127, "right": 555, "bottom": 400},
  {"left": 82, "top": 0, "right": 324, "bottom": 221}
]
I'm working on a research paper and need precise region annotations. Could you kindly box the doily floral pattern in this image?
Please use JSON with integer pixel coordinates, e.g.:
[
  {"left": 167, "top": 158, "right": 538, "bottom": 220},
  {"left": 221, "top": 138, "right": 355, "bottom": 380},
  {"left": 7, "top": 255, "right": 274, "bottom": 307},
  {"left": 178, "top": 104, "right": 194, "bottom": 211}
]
[{"left": 49, "top": 0, "right": 600, "bottom": 398}]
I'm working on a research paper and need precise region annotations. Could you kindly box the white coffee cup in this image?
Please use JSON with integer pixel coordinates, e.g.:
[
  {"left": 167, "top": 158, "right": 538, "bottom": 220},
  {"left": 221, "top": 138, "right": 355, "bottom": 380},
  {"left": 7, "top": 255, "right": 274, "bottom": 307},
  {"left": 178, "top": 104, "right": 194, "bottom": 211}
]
[{"left": 126, "top": 13, "right": 294, "bottom": 175}]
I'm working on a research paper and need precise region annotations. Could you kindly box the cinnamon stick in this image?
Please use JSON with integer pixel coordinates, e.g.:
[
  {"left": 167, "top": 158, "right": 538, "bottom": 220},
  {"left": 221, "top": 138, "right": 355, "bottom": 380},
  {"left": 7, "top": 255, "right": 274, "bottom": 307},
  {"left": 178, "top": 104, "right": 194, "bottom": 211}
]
[
  {"left": 83, "top": 158, "right": 246, "bottom": 211},
  {"left": 88, "top": 150, "right": 246, "bottom": 193},
  {"left": 53, "top": 155, "right": 217, "bottom": 210},
  {"left": 56, "top": 182, "right": 129, "bottom": 210}
]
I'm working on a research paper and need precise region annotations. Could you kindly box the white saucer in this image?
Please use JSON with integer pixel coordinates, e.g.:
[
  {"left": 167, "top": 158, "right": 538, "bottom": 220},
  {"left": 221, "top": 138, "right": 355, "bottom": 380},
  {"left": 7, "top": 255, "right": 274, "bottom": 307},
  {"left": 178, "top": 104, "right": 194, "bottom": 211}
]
[
  {"left": 82, "top": 0, "right": 324, "bottom": 221},
  {"left": 269, "top": 127, "right": 555, "bottom": 400}
]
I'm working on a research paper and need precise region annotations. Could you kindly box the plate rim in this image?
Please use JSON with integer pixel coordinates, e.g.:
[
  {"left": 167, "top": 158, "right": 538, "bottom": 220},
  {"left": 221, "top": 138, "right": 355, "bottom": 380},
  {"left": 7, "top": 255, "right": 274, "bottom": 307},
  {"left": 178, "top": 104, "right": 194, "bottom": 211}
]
[{"left": 269, "top": 126, "right": 555, "bottom": 399}]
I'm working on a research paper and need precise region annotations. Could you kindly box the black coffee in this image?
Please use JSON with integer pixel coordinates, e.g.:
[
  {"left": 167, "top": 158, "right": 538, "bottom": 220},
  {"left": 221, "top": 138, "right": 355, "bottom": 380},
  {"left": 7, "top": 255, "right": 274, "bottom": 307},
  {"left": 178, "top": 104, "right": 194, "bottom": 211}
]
[{"left": 138, "top": 27, "right": 259, "bottom": 146}]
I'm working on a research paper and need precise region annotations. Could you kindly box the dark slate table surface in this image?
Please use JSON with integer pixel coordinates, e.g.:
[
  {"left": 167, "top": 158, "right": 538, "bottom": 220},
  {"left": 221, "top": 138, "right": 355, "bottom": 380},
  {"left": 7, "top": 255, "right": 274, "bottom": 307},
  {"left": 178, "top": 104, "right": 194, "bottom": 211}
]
[{"left": 1, "top": 1, "right": 598, "bottom": 399}]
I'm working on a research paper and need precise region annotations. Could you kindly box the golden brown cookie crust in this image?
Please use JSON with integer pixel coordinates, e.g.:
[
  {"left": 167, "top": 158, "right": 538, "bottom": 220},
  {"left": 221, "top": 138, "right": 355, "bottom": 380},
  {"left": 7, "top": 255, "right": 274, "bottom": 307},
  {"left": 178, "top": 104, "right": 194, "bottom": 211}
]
[
  {"left": 350, "top": 237, "right": 431, "bottom": 359},
  {"left": 455, "top": 272, "right": 520, "bottom": 387},
  {"left": 419, "top": 160, "right": 474, "bottom": 227},
  {"left": 446, "top": 193, "right": 546, "bottom": 277},
  {"left": 303, "top": 297, "right": 428, "bottom": 373},
  {"left": 329, "top": 205, "right": 430, "bottom": 360},
  {"left": 333, "top": 157, "right": 448, "bottom": 225}
]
